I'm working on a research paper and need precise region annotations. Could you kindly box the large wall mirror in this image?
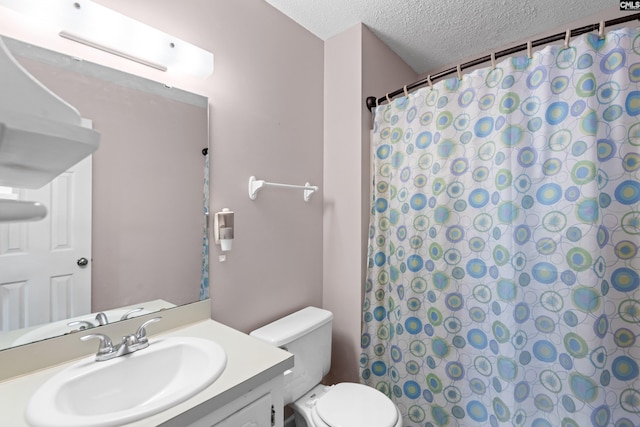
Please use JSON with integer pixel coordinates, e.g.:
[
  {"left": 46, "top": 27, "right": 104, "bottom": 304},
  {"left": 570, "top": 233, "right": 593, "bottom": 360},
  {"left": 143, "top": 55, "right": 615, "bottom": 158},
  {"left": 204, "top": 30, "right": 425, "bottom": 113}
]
[{"left": 0, "top": 36, "right": 209, "bottom": 350}]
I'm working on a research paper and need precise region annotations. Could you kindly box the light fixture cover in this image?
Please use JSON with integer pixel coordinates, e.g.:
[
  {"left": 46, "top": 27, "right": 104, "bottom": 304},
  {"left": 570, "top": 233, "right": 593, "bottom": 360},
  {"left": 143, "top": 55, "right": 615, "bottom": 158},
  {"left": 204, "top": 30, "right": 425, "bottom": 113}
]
[
  {"left": 0, "top": 199, "right": 47, "bottom": 222},
  {"left": 0, "top": 0, "right": 214, "bottom": 77},
  {"left": 0, "top": 37, "right": 100, "bottom": 189}
]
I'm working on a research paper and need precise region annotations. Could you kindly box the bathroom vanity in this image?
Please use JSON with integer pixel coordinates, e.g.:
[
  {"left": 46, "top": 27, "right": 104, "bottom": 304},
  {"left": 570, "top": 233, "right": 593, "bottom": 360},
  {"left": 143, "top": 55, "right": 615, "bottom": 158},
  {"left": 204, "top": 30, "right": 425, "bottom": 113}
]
[{"left": 0, "top": 301, "right": 294, "bottom": 427}]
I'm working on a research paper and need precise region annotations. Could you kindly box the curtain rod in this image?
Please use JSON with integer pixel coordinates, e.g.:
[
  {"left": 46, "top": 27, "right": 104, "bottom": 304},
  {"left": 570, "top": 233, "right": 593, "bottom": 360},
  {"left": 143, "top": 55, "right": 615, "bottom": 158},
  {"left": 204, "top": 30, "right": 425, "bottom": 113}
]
[{"left": 366, "top": 13, "right": 640, "bottom": 112}]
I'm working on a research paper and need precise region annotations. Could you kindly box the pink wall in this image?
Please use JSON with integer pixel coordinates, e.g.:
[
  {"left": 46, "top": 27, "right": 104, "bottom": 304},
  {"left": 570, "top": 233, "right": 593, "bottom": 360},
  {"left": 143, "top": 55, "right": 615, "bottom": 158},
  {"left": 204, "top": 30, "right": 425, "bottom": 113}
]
[
  {"left": 323, "top": 25, "right": 364, "bottom": 384},
  {"left": 0, "top": 0, "right": 324, "bottom": 334},
  {"left": 323, "top": 24, "right": 418, "bottom": 383},
  {"left": 101, "top": 0, "right": 326, "bottom": 333}
]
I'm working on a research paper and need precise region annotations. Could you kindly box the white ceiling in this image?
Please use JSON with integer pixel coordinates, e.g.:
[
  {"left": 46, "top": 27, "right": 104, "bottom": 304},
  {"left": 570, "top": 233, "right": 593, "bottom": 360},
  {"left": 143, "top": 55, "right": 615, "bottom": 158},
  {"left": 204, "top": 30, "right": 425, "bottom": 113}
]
[{"left": 263, "top": 0, "right": 614, "bottom": 75}]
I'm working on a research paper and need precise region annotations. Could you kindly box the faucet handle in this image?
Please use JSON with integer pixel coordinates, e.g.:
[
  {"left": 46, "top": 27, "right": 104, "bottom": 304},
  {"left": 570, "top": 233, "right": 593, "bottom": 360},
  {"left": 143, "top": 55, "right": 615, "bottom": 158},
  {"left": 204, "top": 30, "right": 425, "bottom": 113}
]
[
  {"left": 120, "top": 307, "right": 144, "bottom": 321},
  {"left": 67, "top": 320, "right": 95, "bottom": 330},
  {"left": 135, "top": 317, "right": 162, "bottom": 344},
  {"left": 81, "top": 333, "right": 115, "bottom": 358}
]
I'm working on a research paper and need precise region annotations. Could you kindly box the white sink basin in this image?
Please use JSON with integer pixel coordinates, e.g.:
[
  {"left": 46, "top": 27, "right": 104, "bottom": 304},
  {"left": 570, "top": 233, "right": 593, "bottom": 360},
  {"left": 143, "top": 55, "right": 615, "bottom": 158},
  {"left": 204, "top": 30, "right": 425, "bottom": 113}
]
[{"left": 26, "top": 336, "right": 227, "bottom": 427}]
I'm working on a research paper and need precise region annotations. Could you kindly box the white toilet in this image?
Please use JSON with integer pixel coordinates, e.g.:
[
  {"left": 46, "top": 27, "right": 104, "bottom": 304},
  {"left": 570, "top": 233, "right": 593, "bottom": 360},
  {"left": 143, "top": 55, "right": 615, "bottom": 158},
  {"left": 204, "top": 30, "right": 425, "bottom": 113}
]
[{"left": 250, "top": 306, "right": 402, "bottom": 427}]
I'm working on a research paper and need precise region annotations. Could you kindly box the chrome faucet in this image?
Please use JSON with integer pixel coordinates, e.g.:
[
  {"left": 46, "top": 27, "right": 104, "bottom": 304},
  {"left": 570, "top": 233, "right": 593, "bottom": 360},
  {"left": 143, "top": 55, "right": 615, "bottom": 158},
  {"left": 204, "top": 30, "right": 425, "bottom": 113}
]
[
  {"left": 81, "top": 317, "right": 161, "bottom": 361},
  {"left": 67, "top": 311, "right": 109, "bottom": 330},
  {"left": 95, "top": 312, "right": 109, "bottom": 326},
  {"left": 67, "top": 308, "right": 145, "bottom": 332}
]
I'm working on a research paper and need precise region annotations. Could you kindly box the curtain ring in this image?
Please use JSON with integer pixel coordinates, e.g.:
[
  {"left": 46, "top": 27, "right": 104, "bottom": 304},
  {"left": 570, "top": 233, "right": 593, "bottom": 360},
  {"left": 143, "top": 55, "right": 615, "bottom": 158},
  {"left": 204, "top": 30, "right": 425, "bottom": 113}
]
[
  {"left": 599, "top": 20, "right": 606, "bottom": 39},
  {"left": 427, "top": 75, "right": 433, "bottom": 90},
  {"left": 457, "top": 64, "right": 463, "bottom": 81},
  {"left": 403, "top": 85, "right": 409, "bottom": 99},
  {"left": 375, "top": 97, "right": 379, "bottom": 107},
  {"left": 490, "top": 52, "right": 496, "bottom": 70},
  {"left": 564, "top": 29, "right": 571, "bottom": 49},
  {"left": 386, "top": 93, "right": 392, "bottom": 104},
  {"left": 527, "top": 41, "right": 532, "bottom": 59}
]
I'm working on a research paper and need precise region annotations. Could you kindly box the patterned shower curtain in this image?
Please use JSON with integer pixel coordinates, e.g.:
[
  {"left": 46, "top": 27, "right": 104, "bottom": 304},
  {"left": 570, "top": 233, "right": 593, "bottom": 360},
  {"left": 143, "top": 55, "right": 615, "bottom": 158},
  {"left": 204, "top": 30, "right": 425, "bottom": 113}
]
[
  {"left": 200, "top": 150, "right": 210, "bottom": 300},
  {"left": 361, "top": 27, "right": 640, "bottom": 427}
]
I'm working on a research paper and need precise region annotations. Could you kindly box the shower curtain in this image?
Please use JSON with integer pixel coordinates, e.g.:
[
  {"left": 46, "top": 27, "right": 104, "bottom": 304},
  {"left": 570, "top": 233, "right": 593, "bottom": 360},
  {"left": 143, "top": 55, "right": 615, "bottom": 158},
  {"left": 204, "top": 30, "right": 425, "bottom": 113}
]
[
  {"left": 200, "top": 150, "right": 210, "bottom": 300},
  {"left": 362, "top": 27, "right": 640, "bottom": 427}
]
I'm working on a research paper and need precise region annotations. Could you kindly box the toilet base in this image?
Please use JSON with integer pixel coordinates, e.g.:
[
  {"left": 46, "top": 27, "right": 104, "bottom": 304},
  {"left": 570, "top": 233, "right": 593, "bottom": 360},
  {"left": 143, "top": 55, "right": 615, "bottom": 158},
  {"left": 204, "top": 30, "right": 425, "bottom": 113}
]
[
  {"left": 289, "top": 383, "right": 403, "bottom": 427},
  {"left": 290, "top": 384, "right": 330, "bottom": 427}
]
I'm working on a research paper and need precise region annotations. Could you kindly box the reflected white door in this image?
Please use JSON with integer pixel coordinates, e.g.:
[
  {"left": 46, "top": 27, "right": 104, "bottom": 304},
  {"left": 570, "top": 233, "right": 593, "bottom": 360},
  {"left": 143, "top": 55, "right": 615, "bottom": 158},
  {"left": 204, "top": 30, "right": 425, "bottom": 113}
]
[{"left": 0, "top": 156, "right": 92, "bottom": 332}]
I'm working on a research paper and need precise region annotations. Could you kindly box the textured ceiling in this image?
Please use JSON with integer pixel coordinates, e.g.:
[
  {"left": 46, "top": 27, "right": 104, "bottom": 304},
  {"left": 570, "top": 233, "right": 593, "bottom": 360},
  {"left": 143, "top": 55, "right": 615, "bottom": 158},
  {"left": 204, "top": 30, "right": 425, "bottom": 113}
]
[{"left": 263, "top": 0, "right": 613, "bottom": 75}]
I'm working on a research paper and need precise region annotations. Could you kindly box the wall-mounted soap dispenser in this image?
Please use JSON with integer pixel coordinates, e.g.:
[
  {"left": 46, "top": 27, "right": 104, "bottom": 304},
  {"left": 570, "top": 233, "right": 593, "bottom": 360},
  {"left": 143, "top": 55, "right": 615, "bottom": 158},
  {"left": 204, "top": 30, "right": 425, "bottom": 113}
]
[{"left": 214, "top": 208, "right": 234, "bottom": 251}]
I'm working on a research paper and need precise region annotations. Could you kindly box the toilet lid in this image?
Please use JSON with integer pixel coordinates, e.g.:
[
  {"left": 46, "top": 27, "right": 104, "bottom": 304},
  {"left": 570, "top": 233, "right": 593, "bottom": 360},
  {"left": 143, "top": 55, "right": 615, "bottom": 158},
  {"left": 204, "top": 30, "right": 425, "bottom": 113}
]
[{"left": 314, "top": 383, "right": 398, "bottom": 427}]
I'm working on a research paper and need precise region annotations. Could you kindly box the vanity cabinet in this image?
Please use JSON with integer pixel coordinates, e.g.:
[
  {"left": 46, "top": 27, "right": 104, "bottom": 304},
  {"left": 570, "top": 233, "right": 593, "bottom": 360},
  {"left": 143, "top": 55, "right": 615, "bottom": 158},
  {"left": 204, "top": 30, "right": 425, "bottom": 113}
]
[
  {"left": 213, "top": 393, "right": 272, "bottom": 427},
  {"left": 162, "top": 374, "right": 285, "bottom": 427}
]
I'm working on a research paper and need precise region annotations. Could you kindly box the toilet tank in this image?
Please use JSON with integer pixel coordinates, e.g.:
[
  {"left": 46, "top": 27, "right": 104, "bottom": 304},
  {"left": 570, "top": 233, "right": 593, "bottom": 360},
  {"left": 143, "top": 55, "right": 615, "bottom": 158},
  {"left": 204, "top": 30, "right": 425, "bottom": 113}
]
[{"left": 250, "top": 307, "right": 333, "bottom": 404}]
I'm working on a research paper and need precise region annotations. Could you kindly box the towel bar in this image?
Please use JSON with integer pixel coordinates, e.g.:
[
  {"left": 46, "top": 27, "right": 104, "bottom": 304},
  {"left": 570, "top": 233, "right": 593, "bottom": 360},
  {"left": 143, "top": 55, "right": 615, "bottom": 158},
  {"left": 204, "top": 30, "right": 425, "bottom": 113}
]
[{"left": 248, "top": 176, "right": 318, "bottom": 202}]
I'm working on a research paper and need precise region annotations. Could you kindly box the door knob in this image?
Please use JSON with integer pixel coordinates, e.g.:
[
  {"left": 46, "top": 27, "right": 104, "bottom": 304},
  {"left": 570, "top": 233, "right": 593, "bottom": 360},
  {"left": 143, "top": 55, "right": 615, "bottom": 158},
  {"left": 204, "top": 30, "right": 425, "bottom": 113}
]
[{"left": 77, "top": 257, "right": 89, "bottom": 267}]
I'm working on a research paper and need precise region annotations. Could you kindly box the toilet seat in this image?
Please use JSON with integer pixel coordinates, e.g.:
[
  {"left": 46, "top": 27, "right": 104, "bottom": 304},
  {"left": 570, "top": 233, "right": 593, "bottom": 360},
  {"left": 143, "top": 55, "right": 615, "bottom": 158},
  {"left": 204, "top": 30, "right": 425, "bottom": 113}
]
[{"left": 310, "top": 383, "right": 399, "bottom": 427}]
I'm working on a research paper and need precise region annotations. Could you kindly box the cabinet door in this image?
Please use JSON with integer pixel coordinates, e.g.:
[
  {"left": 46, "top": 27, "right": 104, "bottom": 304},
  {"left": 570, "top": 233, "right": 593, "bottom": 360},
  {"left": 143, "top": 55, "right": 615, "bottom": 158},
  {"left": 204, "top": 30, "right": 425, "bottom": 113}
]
[{"left": 213, "top": 393, "right": 272, "bottom": 427}]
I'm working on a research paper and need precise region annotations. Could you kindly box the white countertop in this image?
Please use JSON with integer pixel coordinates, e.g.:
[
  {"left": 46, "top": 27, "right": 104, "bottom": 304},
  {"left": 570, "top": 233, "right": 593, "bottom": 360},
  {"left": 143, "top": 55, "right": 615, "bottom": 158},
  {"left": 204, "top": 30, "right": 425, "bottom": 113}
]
[{"left": 0, "top": 318, "right": 294, "bottom": 426}]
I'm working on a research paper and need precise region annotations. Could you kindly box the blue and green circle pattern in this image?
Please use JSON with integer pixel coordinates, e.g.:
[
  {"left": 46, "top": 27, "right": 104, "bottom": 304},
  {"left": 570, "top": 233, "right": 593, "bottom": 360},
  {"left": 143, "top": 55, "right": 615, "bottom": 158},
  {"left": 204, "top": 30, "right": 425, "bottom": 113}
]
[{"left": 362, "top": 28, "right": 640, "bottom": 427}]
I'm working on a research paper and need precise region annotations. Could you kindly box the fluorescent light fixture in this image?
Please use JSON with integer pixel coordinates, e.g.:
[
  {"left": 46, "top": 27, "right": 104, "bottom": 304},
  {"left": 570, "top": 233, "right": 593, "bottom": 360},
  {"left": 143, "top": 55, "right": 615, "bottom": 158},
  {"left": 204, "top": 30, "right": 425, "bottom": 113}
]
[
  {"left": 0, "top": 0, "right": 214, "bottom": 78},
  {"left": 59, "top": 30, "right": 168, "bottom": 72}
]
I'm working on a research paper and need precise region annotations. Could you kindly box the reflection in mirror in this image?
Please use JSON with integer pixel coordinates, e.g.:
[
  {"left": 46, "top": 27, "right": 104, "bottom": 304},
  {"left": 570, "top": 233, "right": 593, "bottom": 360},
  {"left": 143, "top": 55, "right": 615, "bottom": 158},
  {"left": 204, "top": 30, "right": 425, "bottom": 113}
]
[{"left": 0, "top": 36, "right": 209, "bottom": 350}]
